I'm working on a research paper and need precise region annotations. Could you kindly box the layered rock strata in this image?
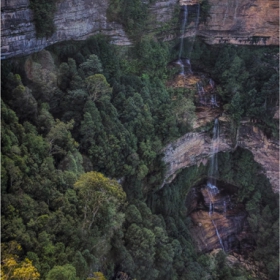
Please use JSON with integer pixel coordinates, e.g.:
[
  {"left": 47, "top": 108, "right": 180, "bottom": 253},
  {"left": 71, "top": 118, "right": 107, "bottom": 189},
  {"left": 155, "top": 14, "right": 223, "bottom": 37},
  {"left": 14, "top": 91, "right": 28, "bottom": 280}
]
[
  {"left": 2, "top": 0, "right": 279, "bottom": 59},
  {"left": 1, "top": 0, "right": 131, "bottom": 59},
  {"left": 197, "top": 0, "right": 279, "bottom": 46},
  {"left": 163, "top": 118, "right": 279, "bottom": 192}
]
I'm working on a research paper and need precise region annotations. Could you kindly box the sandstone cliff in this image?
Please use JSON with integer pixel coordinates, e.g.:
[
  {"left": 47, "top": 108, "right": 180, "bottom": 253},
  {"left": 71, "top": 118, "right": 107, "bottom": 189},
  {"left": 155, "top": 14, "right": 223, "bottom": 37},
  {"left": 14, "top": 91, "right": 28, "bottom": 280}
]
[
  {"left": 1, "top": 0, "right": 131, "bottom": 59},
  {"left": 197, "top": 0, "right": 279, "bottom": 46},
  {"left": 2, "top": 0, "right": 279, "bottom": 59},
  {"left": 163, "top": 117, "right": 279, "bottom": 192}
]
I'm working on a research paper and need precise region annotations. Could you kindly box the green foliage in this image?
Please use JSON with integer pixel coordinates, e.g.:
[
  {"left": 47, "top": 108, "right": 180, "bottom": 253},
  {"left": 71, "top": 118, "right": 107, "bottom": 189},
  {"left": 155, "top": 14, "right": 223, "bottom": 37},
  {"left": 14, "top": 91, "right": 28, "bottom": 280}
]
[
  {"left": 29, "top": 0, "right": 56, "bottom": 38},
  {"left": 218, "top": 149, "right": 279, "bottom": 279},
  {"left": 74, "top": 171, "right": 126, "bottom": 232},
  {"left": 107, "top": 0, "right": 149, "bottom": 38},
  {"left": 192, "top": 42, "right": 279, "bottom": 137},
  {"left": 46, "top": 264, "right": 77, "bottom": 280},
  {"left": 85, "top": 74, "right": 112, "bottom": 102},
  {"left": 125, "top": 204, "right": 143, "bottom": 224},
  {"left": 133, "top": 39, "right": 170, "bottom": 79},
  {"left": 200, "top": 0, "right": 211, "bottom": 24},
  {"left": 46, "top": 119, "right": 76, "bottom": 156},
  {"left": 79, "top": 55, "right": 103, "bottom": 78},
  {"left": 2, "top": 31, "right": 278, "bottom": 280},
  {"left": 2, "top": 73, "right": 38, "bottom": 122}
]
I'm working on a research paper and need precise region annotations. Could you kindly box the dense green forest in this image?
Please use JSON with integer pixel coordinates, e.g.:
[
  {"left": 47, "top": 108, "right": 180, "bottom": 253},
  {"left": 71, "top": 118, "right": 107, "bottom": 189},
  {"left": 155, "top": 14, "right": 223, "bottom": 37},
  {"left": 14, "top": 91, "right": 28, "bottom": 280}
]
[{"left": 1, "top": 2, "right": 279, "bottom": 278}]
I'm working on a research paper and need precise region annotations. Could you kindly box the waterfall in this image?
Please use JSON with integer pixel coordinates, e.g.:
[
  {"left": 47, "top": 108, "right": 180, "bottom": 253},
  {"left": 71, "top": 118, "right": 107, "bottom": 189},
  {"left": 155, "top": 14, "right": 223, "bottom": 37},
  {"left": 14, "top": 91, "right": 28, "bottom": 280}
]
[
  {"left": 196, "top": 81, "right": 206, "bottom": 104},
  {"left": 185, "top": 58, "right": 193, "bottom": 74},
  {"left": 210, "top": 95, "right": 219, "bottom": 107},
  {"left": 206, "top": 118, "right": 224, "bottom": 251},
  {"left": 207, "top": 118, "right": 220, "bottom": 192},
  {"left": 209, "top": 78, "right": 215, "bottom": 89},
  {"left": 176, "top": 4, "right": 201, "bottom": 75},
  {"left": 194, "top": 4, "right": 200, "bottom": 31},
  {"left": 179, "top": 5, "right": 188, "bottom": 59},
  {"left": 212, "top": 220, "right": 225, "bottom": 250},
  {"left": 209, "top": 201, "right": 213, "bottom": 216},
  {"left": 223, "top": 200, "right": 227, "bottom": 214}
]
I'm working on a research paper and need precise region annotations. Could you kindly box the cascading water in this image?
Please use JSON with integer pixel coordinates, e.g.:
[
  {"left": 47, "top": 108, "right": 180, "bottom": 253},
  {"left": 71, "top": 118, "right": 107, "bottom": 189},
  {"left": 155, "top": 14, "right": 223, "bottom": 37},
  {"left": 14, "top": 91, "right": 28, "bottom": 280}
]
[
  {"left": 196, "top": 77, "right": 219, "bottom": 107},
  {"left": 176, "top": 4, "right": 201, "bottom": 75},
  {"left": 197, "top": 81, "right": 212, "bottom": 105},
  {"left": 207, "top": 118, "right": 220, "bottom": 191},
  {"left": 212, "top": 220, "right": 225, "bottom": 251},
  {"left": 177, "top": 5, "right": 188, "bottom": 75},
  {"left": 185, "top": 58, "right": 193, "bottom": 74},
  {"left": 187, "top": 118, "right": 254, "bottom": 253},
  {"left": 206, "top": 118, "right": 225, "bottom": 250},
  {"left": 206, "top": 119, "right": 220, "bottom": 212},
  {"left": 210, "top": 95, "right": 219, "bottom": 107},
  {"left": 179, "top": 5, "right": 188, "bottom": 59},
  {"left": 196, "top": 81, "right": 205, "bottom": 104}
]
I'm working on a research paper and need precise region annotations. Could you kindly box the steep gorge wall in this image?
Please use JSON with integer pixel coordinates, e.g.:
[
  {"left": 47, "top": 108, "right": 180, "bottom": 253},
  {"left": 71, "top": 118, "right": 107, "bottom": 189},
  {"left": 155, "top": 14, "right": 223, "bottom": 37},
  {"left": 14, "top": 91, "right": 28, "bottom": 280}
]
[
  {"left": 163, "top": 119, "right": 279, "bottom": 192},
  {"left": 1, "top": 0, "right": 131, "bottom": 59},
  {"left": 1, "top": 0, "right": 279, "bottom": 59},
  {"left": 197, "top": 0, "right": 279, "bottom": 46}
]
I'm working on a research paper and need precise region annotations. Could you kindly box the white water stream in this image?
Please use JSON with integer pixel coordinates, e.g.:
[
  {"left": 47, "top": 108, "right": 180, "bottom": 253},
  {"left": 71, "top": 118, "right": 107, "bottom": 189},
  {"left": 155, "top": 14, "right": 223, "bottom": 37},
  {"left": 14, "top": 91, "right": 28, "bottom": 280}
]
[
  {"left": 212, "top": 220, "right": 225, "bottom": 251},
  {"left": 206, "top": 119, "right": 225, "bottom": 251},
  {"left": 179, "top": 5, "right": 188, "bottom": 59}
]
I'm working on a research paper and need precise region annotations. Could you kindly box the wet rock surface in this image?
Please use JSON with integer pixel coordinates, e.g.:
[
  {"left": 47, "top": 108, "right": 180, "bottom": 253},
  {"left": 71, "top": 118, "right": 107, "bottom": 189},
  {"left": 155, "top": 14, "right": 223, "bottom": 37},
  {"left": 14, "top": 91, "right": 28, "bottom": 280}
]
[{"left": 187, "top": 180, "right": 255, "bottom": 253}]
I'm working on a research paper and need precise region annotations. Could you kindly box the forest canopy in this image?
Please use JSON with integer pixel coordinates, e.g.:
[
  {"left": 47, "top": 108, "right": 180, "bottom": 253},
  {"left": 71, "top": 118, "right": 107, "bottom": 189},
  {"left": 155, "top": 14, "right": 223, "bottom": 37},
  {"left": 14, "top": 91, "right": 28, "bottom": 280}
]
[{"left": 1, "top": 26, "right": 279, "bottom": 280}]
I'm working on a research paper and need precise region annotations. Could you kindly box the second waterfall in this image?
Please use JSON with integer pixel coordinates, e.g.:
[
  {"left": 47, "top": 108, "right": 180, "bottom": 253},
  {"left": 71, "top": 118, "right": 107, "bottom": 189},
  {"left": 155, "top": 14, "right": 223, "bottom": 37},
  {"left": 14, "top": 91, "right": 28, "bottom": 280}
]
[
  {"left": 206, "top": 119, "right": 224, "bottom": 251},
  {"left": 176, "top": 4, "right": 200, "bottom": 75}
]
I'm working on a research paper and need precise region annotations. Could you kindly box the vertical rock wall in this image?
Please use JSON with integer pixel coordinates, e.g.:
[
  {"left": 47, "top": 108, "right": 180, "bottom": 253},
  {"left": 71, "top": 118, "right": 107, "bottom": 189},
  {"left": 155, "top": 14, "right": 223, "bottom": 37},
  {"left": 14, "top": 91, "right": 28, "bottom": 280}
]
[
  {"left": 1, "top": 0, "right": 279, "bottom": 59},
  {"left": 197, "top": 0, "right": 279, "bottom": 45},
  {"left": 1, "top": 0, "right": 131, "bottom": 59}
]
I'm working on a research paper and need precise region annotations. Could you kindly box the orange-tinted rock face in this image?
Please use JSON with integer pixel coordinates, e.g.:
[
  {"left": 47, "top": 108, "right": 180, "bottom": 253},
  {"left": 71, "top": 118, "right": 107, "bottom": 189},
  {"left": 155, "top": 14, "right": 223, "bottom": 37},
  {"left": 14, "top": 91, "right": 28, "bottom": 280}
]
[
  {"left": 197, "top": 0, "right": 279, "bottom": 45},
  {"left": 1, "top": 0, "right": 279, "bottom": 59},
  {"left": 187, "top": 181, "right": 255, "bottom": 253}
]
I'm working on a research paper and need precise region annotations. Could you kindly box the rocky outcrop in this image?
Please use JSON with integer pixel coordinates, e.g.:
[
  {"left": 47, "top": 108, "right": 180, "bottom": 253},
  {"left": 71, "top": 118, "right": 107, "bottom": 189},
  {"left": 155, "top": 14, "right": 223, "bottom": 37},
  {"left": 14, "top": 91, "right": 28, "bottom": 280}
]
[
  {"left": 1, "top": 0, "right": 131, "bottom": 59},
  {"left": 163, "top": 117, "right": 279, "bottom": 192},
  {"left": 211, "top": 249, "right": 269, "bottom": 279},
  {"left": 237, "top": 122, "right": 279, "bottom": 191},
  {"left": 1, "top": 0, "right": 180, "bottom": 59},
  {"left": 149, "top": 0, "right": 177, "bottom": 26},
  {"left": 197, "top": 0, "right": 279, "bottom": 46}
]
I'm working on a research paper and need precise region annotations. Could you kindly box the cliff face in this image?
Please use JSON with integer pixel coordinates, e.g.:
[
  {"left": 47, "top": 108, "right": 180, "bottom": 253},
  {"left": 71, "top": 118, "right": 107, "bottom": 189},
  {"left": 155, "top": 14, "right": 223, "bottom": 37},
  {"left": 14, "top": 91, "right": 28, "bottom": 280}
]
[
  {"left": 1, "top": 0, "right": 131, "bottom": 59},
  {"left": 1, "top": 0, "right": 180, "bottom": 59},
  {"left": 163, "top": 118, "right": 279, "bottom": 192},
  {"left": 197, "top": 0, "right": 279, "bottom": 45},
  {"left": 2, "top": 0, "right": 279, "bottom": 59}
]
